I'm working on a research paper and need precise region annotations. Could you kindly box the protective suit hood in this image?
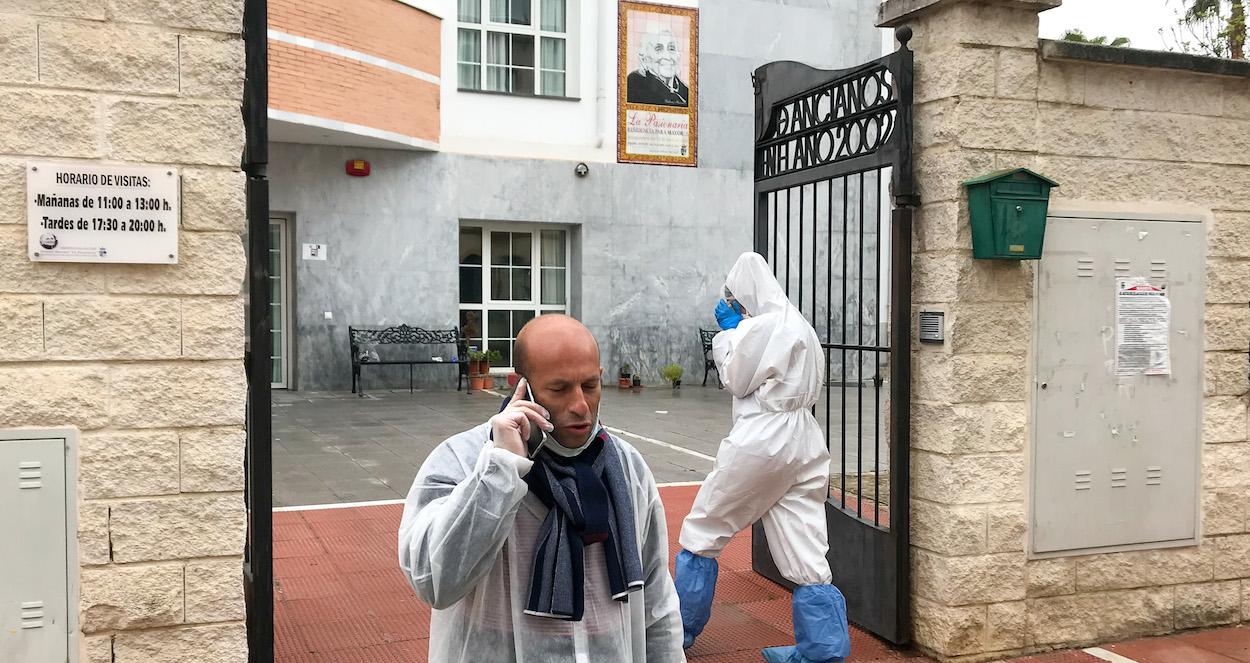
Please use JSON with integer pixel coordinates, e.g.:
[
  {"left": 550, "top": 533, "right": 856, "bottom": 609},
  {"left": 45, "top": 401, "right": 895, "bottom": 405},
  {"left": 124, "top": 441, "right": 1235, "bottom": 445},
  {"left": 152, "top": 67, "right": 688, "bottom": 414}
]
[
  {"left": 710, "top": 252, "right": 824, "bottom": 413},
  {"left": 725, "top": 252, "right": 788, "bottom": 317}
]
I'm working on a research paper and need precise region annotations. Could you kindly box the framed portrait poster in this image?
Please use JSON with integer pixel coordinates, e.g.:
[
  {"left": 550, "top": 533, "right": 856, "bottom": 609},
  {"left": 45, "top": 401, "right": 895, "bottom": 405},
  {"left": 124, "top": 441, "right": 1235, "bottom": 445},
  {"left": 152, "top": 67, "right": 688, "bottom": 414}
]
[{"left": 617, "top": 1, "right": 698, "bottom": 167}]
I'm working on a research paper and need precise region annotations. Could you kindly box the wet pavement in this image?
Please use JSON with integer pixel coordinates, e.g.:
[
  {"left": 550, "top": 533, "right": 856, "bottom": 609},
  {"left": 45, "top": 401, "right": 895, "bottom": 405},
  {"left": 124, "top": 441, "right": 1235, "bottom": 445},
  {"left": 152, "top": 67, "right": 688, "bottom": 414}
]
[{"left": 272, "top": 383, "right": 887, "bottom": 507}]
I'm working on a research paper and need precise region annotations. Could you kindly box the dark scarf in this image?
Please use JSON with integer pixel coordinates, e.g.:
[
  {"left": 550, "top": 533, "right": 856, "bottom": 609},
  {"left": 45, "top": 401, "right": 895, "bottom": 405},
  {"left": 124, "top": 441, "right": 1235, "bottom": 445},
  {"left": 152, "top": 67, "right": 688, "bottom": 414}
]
[{"left": 521, "top": 429, "right": 645, "bottom": 621}]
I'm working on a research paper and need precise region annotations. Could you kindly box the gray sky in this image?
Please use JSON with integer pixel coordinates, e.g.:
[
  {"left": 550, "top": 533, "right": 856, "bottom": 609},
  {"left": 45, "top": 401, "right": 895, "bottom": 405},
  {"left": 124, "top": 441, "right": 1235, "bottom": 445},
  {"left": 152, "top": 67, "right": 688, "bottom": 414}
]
[
  {"left": 1038, "top": 0, "right": 1180, "bottom": 51},
  {"left": 879, "top": 1, "right": 1188, "bottom": 56}
]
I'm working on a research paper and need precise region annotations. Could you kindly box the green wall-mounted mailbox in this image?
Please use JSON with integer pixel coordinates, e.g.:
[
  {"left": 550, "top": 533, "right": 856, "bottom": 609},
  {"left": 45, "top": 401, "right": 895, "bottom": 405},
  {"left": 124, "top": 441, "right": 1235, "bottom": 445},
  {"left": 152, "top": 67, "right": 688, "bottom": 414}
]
[{"left": 962, "top": 168, "right": 1059, "bottom": 260}]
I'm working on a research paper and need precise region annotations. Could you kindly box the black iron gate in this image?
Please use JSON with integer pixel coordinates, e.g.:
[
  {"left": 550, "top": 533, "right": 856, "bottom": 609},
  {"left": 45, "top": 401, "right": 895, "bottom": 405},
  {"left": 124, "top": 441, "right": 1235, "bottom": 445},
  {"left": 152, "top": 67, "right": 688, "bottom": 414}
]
[
  {"left": 748, "top": 30, "right": 916, "bottom": 646},
  {"left": 242, "top": 0, "right": 274, "bottom": 660}
]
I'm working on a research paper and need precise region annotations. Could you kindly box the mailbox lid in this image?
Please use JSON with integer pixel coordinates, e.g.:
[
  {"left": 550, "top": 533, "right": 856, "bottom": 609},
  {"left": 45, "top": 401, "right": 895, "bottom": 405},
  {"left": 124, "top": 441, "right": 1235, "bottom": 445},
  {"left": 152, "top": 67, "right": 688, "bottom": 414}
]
[
  {"left": 991, "top": 179, "right": 1049, "bottom": 198},
  {"left": 962, "top": 167, "right": 1059, "bottom": 190}
]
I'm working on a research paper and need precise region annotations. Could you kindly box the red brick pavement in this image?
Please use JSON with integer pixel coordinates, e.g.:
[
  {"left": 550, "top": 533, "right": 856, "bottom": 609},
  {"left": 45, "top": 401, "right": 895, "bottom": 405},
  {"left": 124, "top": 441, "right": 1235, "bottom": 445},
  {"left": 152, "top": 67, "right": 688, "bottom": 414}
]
[{"left": 271, "top": 485, "right": 1248, "bottom": 663}]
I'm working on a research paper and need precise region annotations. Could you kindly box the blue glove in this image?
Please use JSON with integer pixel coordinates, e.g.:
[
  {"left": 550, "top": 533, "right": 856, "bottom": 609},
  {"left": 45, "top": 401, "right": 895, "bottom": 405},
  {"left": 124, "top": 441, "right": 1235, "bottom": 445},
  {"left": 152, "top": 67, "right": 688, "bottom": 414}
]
[{"left": 714, "top": 299, "right": 742, "bottom": 330}]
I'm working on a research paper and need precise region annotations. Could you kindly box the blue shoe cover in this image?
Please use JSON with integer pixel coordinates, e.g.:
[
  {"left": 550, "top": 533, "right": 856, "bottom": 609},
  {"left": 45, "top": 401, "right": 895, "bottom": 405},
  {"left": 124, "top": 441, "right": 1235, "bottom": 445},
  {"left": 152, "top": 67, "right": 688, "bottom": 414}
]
[
  {"left": 674, "top": 550, "right": 718, "bottom": 649},
  {"left": 792, "top": 584, "right": 850, "bottom": 662},
  {"left": 761, "top": 645, "right": 802, "bottom": 662}
]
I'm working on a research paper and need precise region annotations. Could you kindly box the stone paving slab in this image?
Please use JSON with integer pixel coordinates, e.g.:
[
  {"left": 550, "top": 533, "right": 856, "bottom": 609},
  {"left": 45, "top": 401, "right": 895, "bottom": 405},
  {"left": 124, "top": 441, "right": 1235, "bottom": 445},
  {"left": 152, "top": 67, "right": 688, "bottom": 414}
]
[
  {"left": 273, "top": 385, "right": 887, "bottom": 507},
  {"left": 272, "top": 386, "right": 736, "bottom": 506}
]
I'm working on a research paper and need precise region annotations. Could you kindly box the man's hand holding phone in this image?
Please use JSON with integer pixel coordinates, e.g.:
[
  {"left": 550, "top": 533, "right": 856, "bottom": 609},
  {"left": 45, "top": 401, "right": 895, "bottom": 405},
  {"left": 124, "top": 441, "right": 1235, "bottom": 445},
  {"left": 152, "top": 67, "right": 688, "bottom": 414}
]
[{"left": 489, "top": 378, "right": 554, "bottom": 458}]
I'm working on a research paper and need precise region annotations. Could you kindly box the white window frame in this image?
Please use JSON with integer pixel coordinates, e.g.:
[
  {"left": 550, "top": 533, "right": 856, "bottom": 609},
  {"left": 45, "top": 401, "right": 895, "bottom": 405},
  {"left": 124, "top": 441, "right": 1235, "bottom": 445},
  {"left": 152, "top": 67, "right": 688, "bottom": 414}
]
[
  {"left": 458, "top": 222, "right": 573, "bottom": 373},
  {"left": 457, "top": 0, "right": 575, "bottom": 98},
  {"left": 268, "top": 216, "right": 293, "bottom": 389}
]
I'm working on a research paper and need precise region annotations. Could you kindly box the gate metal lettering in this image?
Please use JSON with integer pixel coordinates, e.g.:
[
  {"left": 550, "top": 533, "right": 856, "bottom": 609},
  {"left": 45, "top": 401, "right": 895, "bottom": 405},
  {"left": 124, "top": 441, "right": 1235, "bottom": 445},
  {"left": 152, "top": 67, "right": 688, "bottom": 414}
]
[{"left": 749, "top": 30, "right": 915, "bottom": 645}]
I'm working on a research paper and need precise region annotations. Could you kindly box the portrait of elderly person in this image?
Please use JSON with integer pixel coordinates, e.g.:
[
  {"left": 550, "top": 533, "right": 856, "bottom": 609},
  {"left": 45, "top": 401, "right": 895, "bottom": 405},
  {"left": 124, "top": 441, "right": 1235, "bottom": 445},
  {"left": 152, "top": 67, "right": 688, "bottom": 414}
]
[
  {"left": 398, "top": 314, "right": 686, "bottom": 663},
  {"left": 627, "top": 27, "right": 690, "bottom": 107}
]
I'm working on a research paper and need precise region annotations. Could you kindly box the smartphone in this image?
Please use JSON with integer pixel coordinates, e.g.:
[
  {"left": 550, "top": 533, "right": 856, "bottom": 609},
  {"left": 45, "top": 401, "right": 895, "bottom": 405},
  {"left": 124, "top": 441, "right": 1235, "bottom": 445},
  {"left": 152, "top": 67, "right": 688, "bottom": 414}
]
[{"left": 516, "top": 379, "right": 548, "bottom": 459}]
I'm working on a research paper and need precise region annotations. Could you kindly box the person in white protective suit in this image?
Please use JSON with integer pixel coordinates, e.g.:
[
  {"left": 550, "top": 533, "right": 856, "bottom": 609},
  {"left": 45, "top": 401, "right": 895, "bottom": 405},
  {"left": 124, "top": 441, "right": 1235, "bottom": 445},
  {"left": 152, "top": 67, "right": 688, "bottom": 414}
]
[
  {"left": 675, "top": 252, "right": 850, "bottom": 663},
  {"left": 398, "top": 314, "right": 686, "bottom": 663}
]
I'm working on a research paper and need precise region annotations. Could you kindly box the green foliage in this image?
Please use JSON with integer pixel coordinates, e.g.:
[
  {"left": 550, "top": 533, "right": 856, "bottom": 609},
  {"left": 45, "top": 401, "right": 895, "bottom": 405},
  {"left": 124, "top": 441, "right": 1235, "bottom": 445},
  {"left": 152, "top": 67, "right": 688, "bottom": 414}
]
[
  {"left": 1061, "top": 28, "right": 1131, "bottom": 47},
  {"left": 660, "top": 363, "right": 684, "bottom": 384},
  {"left": 1167, "top": 0, "right": 1245, "bottom": 59}
]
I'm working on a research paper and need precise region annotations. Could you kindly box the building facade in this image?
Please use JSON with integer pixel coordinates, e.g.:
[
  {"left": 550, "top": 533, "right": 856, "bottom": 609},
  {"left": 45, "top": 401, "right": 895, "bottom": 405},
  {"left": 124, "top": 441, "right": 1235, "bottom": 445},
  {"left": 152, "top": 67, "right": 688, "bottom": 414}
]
[{"left": 267, "top": 0, "right": 883, "bottom": 391}]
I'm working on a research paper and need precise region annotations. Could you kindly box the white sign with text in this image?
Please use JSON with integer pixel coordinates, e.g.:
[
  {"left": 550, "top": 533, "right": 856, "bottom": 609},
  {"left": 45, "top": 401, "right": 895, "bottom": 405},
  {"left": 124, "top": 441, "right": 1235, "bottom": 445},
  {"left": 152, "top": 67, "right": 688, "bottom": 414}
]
[
  {"left": 302, "top": 243, "right": 327, "bottom": 260},
  {"left": 27, "top": 161, "right": 180, "bottom": 264}
]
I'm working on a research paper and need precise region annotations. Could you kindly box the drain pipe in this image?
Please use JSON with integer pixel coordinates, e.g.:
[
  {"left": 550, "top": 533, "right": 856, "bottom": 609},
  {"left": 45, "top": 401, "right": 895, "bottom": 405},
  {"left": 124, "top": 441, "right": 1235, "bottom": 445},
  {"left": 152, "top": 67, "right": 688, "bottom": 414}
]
[{"left": 241, "top": 0, "right": 274, "bottom": 660}]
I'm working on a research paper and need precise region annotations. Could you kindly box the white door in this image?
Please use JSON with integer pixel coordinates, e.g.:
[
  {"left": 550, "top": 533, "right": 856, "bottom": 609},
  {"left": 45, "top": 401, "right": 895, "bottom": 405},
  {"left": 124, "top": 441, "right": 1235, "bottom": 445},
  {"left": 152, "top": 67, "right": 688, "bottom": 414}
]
[{"left": 269, "top": 217, "right": 292, "bottom": 389}]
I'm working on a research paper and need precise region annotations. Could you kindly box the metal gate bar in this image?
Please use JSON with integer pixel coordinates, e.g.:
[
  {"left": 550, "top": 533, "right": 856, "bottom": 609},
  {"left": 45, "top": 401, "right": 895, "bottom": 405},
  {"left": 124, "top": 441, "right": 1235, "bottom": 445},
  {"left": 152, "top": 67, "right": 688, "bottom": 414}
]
[
  {"left": 770, "top": 171, "right": 892, "bottom": 521},
  {"left": 242, "top": 0, "right": 274, "bottom": 659},
  {"left": 748, "top": 30, "right": 916, "bottom": 646}
]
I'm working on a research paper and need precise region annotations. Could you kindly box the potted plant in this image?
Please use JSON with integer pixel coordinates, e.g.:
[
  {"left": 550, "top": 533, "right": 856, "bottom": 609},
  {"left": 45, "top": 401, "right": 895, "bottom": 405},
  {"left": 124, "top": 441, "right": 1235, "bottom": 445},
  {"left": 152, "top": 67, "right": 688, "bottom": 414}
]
[
  {"left": 484, "top": 349, "right": 502, "bottom": 374},
  {"left": 631, "top": 373, "right": 642, "bottom": 391},
  {"left": 470, "top": 374, "right": 489, "bottom": 391},
  {"left": 467, "top": 350, "right": 487, "bottom": 377},
  {"left": 619, "top": 363, "right": 633, "bottom": 389},
  {"left": 661, "top": 363, "right": 683, "bottom": 390},
  {"left": 507, "top": 372, "right": 521, "bottom": 388}
]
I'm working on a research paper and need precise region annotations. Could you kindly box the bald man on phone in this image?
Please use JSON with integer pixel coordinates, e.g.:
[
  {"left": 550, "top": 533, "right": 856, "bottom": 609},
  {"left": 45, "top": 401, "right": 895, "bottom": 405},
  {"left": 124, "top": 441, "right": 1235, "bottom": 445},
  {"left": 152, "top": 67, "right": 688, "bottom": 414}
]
[{"left": 398, "top": 315, "right": 685, "bottom": 663}]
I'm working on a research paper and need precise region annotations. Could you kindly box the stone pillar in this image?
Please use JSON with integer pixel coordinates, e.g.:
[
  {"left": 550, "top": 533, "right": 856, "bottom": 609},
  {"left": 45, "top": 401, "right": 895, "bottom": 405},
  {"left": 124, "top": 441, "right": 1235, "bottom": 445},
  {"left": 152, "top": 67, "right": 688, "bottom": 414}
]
[
  {"left": 879, "top": 0, "right": 1056, "bottom": 659},
  {"left": 0, "top": 2, "right": 248, "bottom": 662},
  {"left": 877, "top": 0, "right": 1250, "bottom": 658}
]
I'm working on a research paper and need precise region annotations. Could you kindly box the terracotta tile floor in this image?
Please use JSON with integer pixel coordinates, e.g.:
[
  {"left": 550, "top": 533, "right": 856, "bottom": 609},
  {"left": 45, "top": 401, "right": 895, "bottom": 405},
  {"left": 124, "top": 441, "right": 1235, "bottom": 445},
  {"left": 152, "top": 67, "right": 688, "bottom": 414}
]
[
  {"left": 272, "top": 484, "right": 925, "bottom": 662},
  {"left": 1105, "top": 626, "right": 1250, "bottom": 662},
  {"left": 272, "top": 485, "right": 1248, "bottom": 663}
]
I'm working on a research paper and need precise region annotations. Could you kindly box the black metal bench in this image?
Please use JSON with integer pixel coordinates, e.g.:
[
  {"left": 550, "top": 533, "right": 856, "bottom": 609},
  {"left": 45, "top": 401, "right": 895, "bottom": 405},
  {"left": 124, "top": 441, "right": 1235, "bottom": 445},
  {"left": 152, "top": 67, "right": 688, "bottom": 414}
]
[
  {"left": 349, "top": 325, "right": 467, "bottom": 396},
  {"left": 700, "top": 328, "right": 722, "bottom": 388}
]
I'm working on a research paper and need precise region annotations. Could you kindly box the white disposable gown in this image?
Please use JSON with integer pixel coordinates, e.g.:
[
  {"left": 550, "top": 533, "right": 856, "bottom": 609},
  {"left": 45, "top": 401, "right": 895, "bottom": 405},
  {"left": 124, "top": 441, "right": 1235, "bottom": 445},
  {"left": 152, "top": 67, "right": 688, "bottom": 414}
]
[
  {"left": 398, "top": 423, "right": 686, "bottom": 663},
  {"left": 679, "top": 252, "right": 833, "bottom": 586}
]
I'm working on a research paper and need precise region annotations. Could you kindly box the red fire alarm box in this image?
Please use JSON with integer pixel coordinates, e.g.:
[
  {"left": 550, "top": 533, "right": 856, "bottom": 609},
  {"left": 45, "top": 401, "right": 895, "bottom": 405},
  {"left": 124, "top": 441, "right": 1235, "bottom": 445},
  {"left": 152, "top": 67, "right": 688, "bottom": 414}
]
[{"left": 345, "top": 160, "right": 371, "bottom": 177}]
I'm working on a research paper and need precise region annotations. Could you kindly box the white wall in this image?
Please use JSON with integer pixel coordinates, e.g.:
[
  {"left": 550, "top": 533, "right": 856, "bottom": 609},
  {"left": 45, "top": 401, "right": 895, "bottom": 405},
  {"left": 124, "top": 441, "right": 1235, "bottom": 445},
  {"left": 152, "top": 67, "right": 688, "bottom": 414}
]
[{"left": 436, "top": 0, "right": 698, "bottom": 162}]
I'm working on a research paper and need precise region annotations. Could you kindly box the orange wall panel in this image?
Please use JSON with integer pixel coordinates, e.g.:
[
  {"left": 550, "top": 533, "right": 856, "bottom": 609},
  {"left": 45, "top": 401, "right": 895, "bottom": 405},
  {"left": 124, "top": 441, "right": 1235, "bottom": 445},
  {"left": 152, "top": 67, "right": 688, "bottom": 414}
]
[
  {"left": 269, "top": 41, "right": 439, "bottom": 144},
  {"left": 270, "top": 0, "right": 439, "bottom": 75}
]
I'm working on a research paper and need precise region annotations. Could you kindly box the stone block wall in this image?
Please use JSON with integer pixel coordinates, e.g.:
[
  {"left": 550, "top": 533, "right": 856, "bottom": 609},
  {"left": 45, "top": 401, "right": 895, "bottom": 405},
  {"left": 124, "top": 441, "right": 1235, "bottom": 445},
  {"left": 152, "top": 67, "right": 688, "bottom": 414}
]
[
  {"left": 0, "top": 2, "right": 248, "bottom": 661},
  {"left": 881, "top": 0, "right": 1250, "bottom": 659}
]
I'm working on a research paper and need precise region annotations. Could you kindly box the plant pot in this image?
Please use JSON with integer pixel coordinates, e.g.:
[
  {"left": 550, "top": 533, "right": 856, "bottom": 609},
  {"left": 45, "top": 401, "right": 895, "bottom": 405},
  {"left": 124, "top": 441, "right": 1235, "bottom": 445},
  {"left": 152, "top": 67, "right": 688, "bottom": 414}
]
[
  {"left": 672, "top": 380, "right": 681, "bottom": 389},
  {"left": 470, "top": 376, "right": 488, "bottom": 390},
  {"left": 507, "top": 373, "right": 521, "bottom": 388},
  {"left": 468, "top": 360, "right": 482, "bottom": 375},
  {"left": 482, "top": 360, "right": 491, "bottom": 374},
  {"left": 619, "top": 377, "right": 632, "bottom": 389}
]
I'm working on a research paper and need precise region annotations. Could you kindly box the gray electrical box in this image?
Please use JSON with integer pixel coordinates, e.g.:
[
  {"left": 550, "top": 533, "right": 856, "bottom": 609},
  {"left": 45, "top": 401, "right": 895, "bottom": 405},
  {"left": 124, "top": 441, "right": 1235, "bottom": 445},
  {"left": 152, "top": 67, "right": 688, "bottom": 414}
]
[
  {"left": 1031, "top": 206, "right": 1206, "bottom": 555},
  {"left": 1, "top": 429, "right": 78, "bottom": 662}
]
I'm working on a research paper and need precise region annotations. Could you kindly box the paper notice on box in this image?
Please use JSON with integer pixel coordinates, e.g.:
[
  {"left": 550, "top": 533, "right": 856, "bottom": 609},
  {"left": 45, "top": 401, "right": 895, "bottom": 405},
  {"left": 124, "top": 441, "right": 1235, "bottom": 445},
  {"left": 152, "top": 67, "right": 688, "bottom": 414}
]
[{"left": 1115, "top": 278, "right": 1171, "bottom": 376}]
